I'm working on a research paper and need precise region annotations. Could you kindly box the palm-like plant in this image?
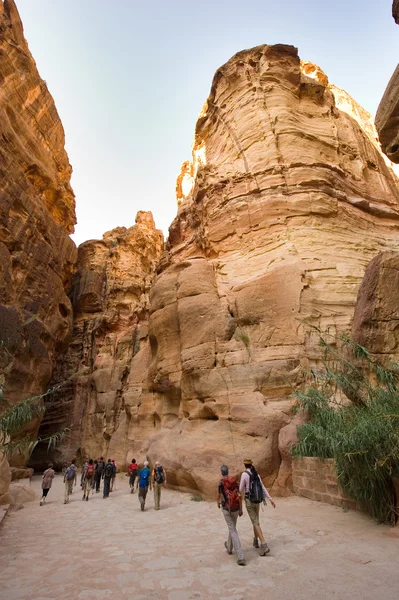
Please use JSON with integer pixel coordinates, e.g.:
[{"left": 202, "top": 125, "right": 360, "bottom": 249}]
[
  {"left": 0, "top": 337, "right": 69, "bottom": 459},
  {"left": 292, "top": 332, "right": 399, "bottom": 524}
]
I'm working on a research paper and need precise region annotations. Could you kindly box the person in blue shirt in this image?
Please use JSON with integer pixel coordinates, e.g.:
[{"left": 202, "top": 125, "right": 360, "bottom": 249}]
[{"left": 136, "top": 460, "right": 152, "bottom": 511}]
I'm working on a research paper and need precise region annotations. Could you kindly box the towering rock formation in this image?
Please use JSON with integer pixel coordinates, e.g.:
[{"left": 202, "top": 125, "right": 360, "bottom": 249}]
[
  {"left": 40, "top": 44, "right": 399, "bottom": 498},
  {"left": 23, "top": 41, "right": 399, "bottom": 498},
  {"left": 130, "top": 44, "right": 399, "bottom": 496},
  {"left": 6, "top": 0, "right": 399, "bottom": 500},
  {"left": 29, "top": 213, "right": 163, "bottom": 468},
  {"left": 0, "top": 0, "right": 77, "bottom": 462}
]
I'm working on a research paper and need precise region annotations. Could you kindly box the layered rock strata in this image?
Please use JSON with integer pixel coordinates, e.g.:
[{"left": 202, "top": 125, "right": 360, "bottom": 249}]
[
  {"left": 27, "top": 42, "right": 399, "bottom": 498},
  {"left": 29, "top": 213, "right": 163, "bottom": 468},
  {"left": 0, "top": 0, "right": 77, "bottom": 470},
  {"left": 128, "top": 44, "right": 399, "bottom": 497}
]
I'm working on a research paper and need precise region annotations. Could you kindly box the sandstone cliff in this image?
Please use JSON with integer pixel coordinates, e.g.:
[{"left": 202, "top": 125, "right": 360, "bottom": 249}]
[
  {"left": 40, "top": 44, "right": 399, "bottom": 498},
  {"left": 131, "top": 44, "right": 399, "bottom": 497},
  {"left": 29, "top": 212, "right": 163, "bottom": 469},
  {"left": 352, "top": 251, "right": 399, "bottom": 357},
  {"left": 19, "top": 36, "right": 399, "bottom": 499},
  {"left": 0, "top": 0, "right": 77, "bottom": 467}
]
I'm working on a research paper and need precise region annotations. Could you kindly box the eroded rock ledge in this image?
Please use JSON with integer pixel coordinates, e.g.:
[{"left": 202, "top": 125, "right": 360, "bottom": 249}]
[{"left": 29, "top": 213, "right": 163, "bottom": 469}]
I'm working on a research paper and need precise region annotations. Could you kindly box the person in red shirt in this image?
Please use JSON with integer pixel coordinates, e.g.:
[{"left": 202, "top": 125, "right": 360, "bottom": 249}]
[{"left": 128, "top": 458, "right": 138, "bottom": 493}]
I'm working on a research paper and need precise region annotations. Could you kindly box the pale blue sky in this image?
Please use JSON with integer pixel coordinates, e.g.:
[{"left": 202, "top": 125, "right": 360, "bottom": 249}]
[{"left": 16, "top": 0, "right": 398, "bottom": 245}]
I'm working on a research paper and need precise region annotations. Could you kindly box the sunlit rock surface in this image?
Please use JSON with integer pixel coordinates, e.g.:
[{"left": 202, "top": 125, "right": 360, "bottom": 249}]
[
  {"left": 133, "top": 45, "right": 399, "bottom": 497},
  {"left": 25, "top": 41, "right": 399, "bottom": 498},
  {"left": 0, "top": 0, "right": 77, "bottom": 473}
]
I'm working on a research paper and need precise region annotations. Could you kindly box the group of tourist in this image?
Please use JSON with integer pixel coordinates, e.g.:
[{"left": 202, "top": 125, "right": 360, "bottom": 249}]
[
  {"left": 40, "top": 455, "right": 274, "bottom": 566},
  {"left": 39, "top": 457, "right": 167, "bottom": 511}
]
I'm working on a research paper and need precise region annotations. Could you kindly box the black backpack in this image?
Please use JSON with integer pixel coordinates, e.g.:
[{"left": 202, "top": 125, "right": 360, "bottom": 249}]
[
  {"left": 248, "top": 468, "right": 264, "bottom": 504},
  {"left": 155, "top": 466, "right": 165, "bottom": 484},
  {"left": 105, "top": 463, "right": 114, "bottom": 478},
  {"left": 97, "top": 461, "right": 105, "bottom": 474}
]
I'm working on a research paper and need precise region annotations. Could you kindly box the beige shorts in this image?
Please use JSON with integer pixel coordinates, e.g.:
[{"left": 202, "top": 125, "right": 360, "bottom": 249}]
[{"left": 245, "top": 498, "right": 260, "bottom": 526}]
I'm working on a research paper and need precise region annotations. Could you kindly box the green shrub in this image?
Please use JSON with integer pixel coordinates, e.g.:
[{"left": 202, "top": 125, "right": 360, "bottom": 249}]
[
  {"left": 292, "top": 333, "right": 399, "bottom": 524},
  {"left": 191, "top": 495, "right": 203, "bottom": 502},
  {"left": 0, "top": 339, "right": 69, "bottom": 457}
]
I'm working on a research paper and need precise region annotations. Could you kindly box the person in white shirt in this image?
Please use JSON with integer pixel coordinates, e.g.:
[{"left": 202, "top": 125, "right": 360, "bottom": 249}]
[{"left": 239, "top": 458, "right": 276, "bottom": 556}]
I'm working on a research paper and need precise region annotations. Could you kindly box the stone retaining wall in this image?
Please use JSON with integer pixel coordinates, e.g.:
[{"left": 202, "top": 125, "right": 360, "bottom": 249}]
[{"left": 292, "top": 457, "right": 359, "bottom": 510}]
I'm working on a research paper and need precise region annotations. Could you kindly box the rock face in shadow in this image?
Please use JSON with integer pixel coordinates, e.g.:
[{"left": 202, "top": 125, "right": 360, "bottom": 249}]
[
  {"left": 0, "top": 0, "right": 77, "bottom": 467},
  {"left": 29, "top": 213, "right": 163, "bottom": 469},
  {"left": 352, "top": 251, "right": 399, "bottom": 356},
  {"left": 0, "top": 452, "right": 11, "bottom": 504},
  {"left": 375, "top": 2, "right": 399, "bottom": 163},
  {"left": 128, "top": 45, "right": 399, "bottom": 497},
  {"left": 393, "top": 0, "right": 399, "bottom": 24}
]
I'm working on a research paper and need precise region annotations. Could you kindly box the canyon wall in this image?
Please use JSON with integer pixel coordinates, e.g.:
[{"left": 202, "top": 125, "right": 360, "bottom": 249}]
[
  {"left": 352, "top": 251, "right": 399, "bottom": 357},
  {"left": 134, "top": 45, "right": 399, "bottom": 496},
  {"left": 47, "top": 44, "right": 399, "bottom": 498},
  {"left": 29, "top": 212, "right": 163, "bottom": 469},
  {"left": 0, "top": 0, "right": 76, "bottom": 468}
]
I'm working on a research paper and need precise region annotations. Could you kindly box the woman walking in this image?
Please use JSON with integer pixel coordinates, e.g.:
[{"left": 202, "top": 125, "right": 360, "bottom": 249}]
[
  {"left": 239, "top": 458, "right": 276, "bottom": 556},
  {"left": 40, "top": 463, "right": 55, "bottom": 506}
]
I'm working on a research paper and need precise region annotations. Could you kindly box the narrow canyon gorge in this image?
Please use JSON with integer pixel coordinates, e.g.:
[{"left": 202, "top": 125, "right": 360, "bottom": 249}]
[{"left": 1, "top": 0, "right": 399, "bottom": 502}]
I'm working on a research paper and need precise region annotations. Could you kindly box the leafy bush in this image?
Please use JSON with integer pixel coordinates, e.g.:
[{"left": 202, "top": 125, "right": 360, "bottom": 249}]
[
  {"left": 0, "top": 339, "right": 69, "bottom": 458},
  {"left": 292, "top": 333, "right": 399, "bottom": 524},
  {"left": 0, "top": 391, "right": 69, "bottom": 457}
]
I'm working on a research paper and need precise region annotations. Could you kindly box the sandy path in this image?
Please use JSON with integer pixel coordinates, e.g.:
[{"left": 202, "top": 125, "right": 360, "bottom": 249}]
[{"left": 0, "top": 474, "right": 398, "bottom": 600}]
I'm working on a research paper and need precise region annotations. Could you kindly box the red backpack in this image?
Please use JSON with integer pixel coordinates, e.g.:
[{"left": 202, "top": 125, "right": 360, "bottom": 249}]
[
  {"left": 86, "top": 463, "right": 94, "bottom": 479},
  {"left": 221, "top": 476, "right": 240, "bottom": 511}
]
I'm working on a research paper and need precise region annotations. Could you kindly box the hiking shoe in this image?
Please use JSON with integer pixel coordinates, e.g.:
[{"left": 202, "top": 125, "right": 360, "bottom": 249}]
[
  {"left": 224, "top": 541, "right": 233, "bottom": 555},
  {"left": 141, "top": 504, "right": 144, "bottom": 511},
  {"left": 82, "top": 495, "right": 85, "bottom": 500},
  {"left": 259, "top": 543, "right": 270, "bottom": 556},
  {"left": 253, "top": 537, "right": 259, "bottom": 548},
  {"left": 86, "top": 496, "right": 89, "bottom": 502},
  {"left": 237, "top": 559, "right": 246, "bottom": 566},
  {"left": 40, "top": 501, "right": 43, "bottom": 506}
]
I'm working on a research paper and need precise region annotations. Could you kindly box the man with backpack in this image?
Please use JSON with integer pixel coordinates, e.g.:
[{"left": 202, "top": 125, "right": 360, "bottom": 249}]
[
  {"left": 217, "top": 465, "right": 245, "bottom": 566},
  {"left": 63, "top": 459, "right": 77, "bottom": 504},
  {"left": 136, "top": 460, "right": 151, "bottom": 511},
  {"left": 102, "top": 458, "right": 114, "bottom": 498},
  {"left": 129, "top": 458, "right": 138, "bottom": 493},
  {"left": 95, "top": 457, "right": 105, "bottom": 493},
  {"left": 151, "top": 461, "right": 166, "bottom": 510},
  {"left": 82, "top": 458, "right": 95, "bottom": 501},
  {"left": 239, "top": 458, "right": 276, "bottom": 556}
]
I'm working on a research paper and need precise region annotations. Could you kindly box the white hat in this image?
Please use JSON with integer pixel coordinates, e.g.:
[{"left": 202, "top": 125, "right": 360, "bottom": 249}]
[{"left": 144, "top": 460, "right": 149, "bottom": 467}]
